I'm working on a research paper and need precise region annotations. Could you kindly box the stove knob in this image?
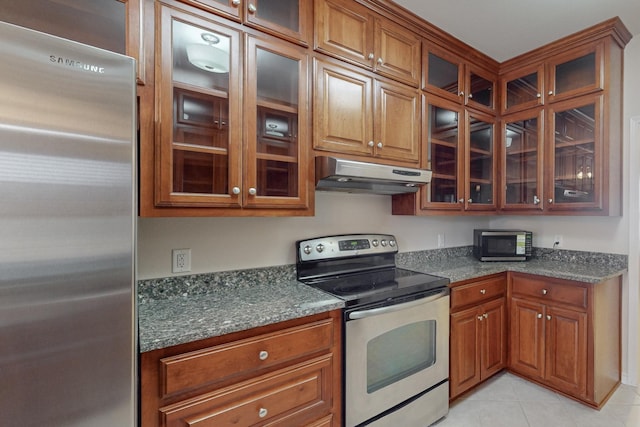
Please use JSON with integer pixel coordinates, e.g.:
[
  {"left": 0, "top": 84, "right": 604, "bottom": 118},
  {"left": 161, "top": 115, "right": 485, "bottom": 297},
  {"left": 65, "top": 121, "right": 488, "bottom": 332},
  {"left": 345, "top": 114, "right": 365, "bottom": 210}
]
[
  {"left": 381, "top": 239, "right": 387, "bottom": 247},
  {"left": 303, "top": 245, "right": 312, "bottom": 255},
  {"left": 389, "top": 239, "right": 396, "bottom": 247},
  {"left": 316, "top": 243, "right": 325, "bottom": 253},
  {"left": 372, "top": 239, "right": 379, "bottom": 247}
]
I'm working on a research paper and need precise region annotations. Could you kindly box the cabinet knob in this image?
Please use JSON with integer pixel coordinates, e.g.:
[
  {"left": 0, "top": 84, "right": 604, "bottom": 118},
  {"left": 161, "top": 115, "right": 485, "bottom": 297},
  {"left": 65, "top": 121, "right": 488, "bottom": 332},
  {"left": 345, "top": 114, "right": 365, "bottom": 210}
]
[
  {"left": 547, "top": 315, "right": 552, "bottom": 320},
  {"left": 368, "top": 141, "right": 375, "bottom": 147},
  {"left": 259, "top": 350, "right": 269, "bottom": 360},
  {"left": 248, "top": 3, "right": 257, "bottom": 13},
  {"left": 533, "top": 195, "right": 540, "bottom": 205},
  {"left": 548, "top": 90, "right": 554, "bottom": 95},
  {"left": 248, "top": 187, "right": 257, "bottom": 196},
  {"left": 258, "top": 407, "right": 268, "bottom": 418},
  {"left": 468, "top": 93, "right": 473, "bottom": 99},
  {"left": 232, "top": 0, "right": 240, "bottom": 5},
  {"left": 483, "top": 313, "right": 488, "bottom": 319},
  {"left": 459, "top": 91, "right": 464, "bottom": 97},
  {"left": 537, "top": 313, "right": 543, "bottom": 319},
  {"left": 468, "top": 198, "right": 473, "bottom": 203},
  {"left": 232, "top": 187, "right": 240, "bottom": 195},
  {"left": 537, "top": 93, "right": 542, "bottom": 98},
  {"left": 458, "top": 198, "right": 464, "bottom": 203},
  {"left": 480, "top": 289, "right": 486, "bottom": 295},
  {"left": 368, "top": 52, "right": 375, "bottom": 60},
  {"left": 377, "top": 57, "right": 383, "bottom": 65},
  {"left": 542, "top": 289, "right": 548, "bottom": 295},
  {"left": 548, "top": 198, "right": 554, "bottom": 204},
  {"left": 477, "top": 315, "right": 484, "bottom": 321},
  {"left": 377, "top": 142, "right": 383, "bottom": 149}
]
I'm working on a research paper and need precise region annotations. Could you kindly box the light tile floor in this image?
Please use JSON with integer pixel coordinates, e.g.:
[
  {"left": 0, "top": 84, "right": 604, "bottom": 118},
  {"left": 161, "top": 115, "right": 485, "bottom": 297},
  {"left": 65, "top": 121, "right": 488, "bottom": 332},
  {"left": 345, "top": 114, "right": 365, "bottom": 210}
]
[{"left": 432, "top": 372, "right": 640, "bottom": 427}]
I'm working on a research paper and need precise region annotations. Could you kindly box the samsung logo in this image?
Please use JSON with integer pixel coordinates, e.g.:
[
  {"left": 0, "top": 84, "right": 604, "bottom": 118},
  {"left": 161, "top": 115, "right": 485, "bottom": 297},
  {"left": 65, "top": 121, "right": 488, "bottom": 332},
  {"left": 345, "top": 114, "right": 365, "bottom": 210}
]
[{"left": 49, "top": 55, "right": 105, "bottom": 74}]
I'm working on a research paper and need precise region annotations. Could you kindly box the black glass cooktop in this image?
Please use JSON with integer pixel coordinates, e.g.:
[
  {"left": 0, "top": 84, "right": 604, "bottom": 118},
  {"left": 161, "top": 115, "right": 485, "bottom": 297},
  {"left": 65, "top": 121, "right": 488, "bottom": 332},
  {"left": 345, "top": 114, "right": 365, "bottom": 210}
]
[{"left": 301, "top": 267, "right": 449, "bottom": 307}]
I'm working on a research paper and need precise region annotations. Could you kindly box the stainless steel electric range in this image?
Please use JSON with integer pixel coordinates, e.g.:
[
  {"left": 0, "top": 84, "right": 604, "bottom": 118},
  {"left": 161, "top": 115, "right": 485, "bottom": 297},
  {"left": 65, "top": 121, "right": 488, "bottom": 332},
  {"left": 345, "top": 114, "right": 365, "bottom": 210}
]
[{"left": 296, "top": 234, "right": 450, "bottom": 427}]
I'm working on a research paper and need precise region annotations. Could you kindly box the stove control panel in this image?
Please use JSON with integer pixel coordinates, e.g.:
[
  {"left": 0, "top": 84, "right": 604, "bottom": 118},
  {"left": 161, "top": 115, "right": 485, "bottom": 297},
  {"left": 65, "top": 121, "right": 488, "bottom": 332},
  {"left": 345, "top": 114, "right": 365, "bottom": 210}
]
[{"left": 297, "top": 234, "right": 397, "bottom": 262}]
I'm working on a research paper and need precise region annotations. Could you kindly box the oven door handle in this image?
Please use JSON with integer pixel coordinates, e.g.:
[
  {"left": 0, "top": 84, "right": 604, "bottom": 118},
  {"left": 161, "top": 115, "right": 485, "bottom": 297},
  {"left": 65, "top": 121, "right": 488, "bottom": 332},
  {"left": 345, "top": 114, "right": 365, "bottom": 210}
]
[{"left": 348, "top": 289, "right": 448, "bottom": 320}]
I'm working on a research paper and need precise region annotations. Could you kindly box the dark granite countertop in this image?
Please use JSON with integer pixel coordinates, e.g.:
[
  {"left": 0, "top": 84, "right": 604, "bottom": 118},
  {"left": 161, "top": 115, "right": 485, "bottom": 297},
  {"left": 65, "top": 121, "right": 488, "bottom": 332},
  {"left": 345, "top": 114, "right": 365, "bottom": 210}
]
[
  {"left": 138, "top": 266, "right": 343, "bottom": 353},
  {"left": 138, "top": 247, "right": 626, "bottom": 353},
  {"left": 397, "top": 247, "right": 627, "bottom": 285}
]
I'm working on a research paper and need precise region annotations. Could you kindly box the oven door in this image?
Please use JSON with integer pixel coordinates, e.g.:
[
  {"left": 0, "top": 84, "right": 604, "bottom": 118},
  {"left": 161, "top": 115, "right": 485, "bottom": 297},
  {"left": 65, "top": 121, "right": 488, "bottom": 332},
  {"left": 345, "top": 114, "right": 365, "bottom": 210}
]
[{"left": 344, "top": 289, "right": 449, "bottom": 427}]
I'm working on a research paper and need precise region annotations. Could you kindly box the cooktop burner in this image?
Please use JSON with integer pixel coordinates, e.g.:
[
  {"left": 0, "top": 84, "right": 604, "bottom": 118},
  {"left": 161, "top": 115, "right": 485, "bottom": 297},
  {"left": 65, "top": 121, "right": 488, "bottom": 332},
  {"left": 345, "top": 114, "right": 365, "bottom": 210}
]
[
  {"left": 302, "top": 267, "right": 448, "bottom": 306},
  {"left": 296, "top": 234, "right": 449, "bottom": 307}
]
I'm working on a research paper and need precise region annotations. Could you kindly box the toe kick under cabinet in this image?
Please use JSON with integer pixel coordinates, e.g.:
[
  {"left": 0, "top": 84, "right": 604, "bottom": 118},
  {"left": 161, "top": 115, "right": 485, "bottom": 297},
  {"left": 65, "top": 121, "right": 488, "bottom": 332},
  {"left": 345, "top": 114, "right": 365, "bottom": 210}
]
[
  {"left": 508, "top": 272, "right": 621, "bottom": 408},
  {"left": 140, "top": 311, "right": 342, "bottom": 427}
]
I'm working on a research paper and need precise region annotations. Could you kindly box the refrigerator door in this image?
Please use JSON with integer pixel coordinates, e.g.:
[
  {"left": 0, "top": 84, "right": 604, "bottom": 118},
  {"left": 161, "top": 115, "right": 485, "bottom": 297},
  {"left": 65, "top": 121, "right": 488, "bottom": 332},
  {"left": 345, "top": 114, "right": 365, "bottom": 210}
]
[{"left": 0, "top": 22, "right": 136, "bottom": 426}]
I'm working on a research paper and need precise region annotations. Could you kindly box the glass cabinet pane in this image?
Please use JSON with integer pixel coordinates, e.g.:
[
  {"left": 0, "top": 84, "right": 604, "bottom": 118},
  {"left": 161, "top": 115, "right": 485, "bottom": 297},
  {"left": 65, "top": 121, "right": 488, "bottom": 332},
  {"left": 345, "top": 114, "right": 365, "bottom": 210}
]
[
  {"left": 468, "top": 116, "right": 493, "bottom": 204},
  {"left": 504, "top": 117, "right": 540, "bottom": 205},
  {"left": 555, "top": 52, "right": 596, "bottom": 96},
  {"left": 427, "top": 53, "right": 459, "bottom": 96},
  {"left": 254, "top": 45, "right": 300, "bottom": 198},
  {"left": 427, "top": 104, "right": 459, "bottom": 203},
  {"left": 171, "top": 19, "right": 232, "bottom": 196},
  {"left": 252, "top": 0, "right": 300, "bottom": 34},
  {"left": 469, "top": 72, "right": 493, "bottom": 108},
  {"left": 553, "top": 103, "right": 595, "bottom": 203},
  {"left": 506, "top": 72, "right": 539, "bottom": 110}
]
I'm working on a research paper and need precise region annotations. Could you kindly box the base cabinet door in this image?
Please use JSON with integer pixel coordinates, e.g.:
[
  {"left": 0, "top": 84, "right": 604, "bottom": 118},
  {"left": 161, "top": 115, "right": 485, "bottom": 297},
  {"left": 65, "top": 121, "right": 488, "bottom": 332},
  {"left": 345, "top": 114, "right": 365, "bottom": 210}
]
[
  {"left": 545, "top": 306, "right": 587, "bottom": 397},
  {"left": 509, "top": 298, "right": 545, "bottom": 380},
  {"left": 482, "top": 298, "right": 507, "bottom": 377}
]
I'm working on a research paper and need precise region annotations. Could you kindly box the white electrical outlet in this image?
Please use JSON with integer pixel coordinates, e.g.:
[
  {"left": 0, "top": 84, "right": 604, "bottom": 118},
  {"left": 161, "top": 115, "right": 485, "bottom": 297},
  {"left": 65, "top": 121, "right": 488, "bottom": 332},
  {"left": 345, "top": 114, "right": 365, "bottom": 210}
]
[
  {"left": 437, "top": 233, "right": 446, "bottom": 249},
  {"left": 553, "top": 235, "right": 563, "bottom": 248},
  {"left": 172, "top": 249, "right": 191, "bottom": 273}
]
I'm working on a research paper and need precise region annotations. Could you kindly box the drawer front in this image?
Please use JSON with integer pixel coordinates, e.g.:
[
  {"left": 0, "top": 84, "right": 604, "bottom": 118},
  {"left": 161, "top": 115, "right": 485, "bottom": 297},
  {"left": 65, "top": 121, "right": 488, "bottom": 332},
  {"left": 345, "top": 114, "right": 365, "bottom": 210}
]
[
  {"left": 161, "top": 319, "right": 334, "bottom": 397},
  {"left": 451, "top": 276, "right": 506, "bottom": 310},
  {"left": 511, "top": 275, "right": 587, "bottom": 309},
  {"left": 160, "top": 355, "right": 333, "bottom": 427}
]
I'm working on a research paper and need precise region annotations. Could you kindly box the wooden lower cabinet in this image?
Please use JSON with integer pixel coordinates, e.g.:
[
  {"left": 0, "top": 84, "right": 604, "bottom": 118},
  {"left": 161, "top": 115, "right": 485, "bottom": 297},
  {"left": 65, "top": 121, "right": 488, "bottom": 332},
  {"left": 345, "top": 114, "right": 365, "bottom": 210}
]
[
  {"left": 508, "top": 272, "right": 620, "bottom": 408},
  {"left": 141, "top": 311, "right": 342, "bottom": 427},
  {"left": 449, "top": 274, "right": 507, "bottom": 399}
]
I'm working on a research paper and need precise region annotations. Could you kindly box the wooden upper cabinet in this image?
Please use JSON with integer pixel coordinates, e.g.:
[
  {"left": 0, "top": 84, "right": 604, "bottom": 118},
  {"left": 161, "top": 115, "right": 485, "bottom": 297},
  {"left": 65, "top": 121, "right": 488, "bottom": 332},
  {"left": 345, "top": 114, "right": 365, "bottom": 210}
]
[
  {"left": 314, "top": 0, "right": 421, "bottom": 86},
  {"left": 424, "top": 45, "right": 496, "bottom": 112},
  {"left": 313, "top": 58, "right": 420, "bottom": 164},
  {"left": 183, "top": 0, "right": 311, "bottom": 45}
]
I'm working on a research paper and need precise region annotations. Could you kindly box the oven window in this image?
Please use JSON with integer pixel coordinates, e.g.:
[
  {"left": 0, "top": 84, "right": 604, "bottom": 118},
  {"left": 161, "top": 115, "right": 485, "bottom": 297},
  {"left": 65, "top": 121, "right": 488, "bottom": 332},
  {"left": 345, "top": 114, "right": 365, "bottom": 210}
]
[{"left": 367, "top": 320, "right": 437, "bottom": 393}]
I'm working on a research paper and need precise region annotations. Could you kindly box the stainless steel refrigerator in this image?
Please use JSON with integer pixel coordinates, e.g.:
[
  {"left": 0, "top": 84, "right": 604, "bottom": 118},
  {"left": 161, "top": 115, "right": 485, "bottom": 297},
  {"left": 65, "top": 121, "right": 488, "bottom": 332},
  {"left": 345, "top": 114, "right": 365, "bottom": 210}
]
[{"left": 0, "top": 21, "right": 136, "bottom": 426}]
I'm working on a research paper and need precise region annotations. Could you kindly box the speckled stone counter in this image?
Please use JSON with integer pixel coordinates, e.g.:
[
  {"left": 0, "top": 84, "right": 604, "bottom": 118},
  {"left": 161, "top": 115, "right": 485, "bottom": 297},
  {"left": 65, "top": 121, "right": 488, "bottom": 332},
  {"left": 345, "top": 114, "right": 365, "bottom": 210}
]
[
  {"left": 139, "top": 247, "right": 626, "bottom": 353},
  {"left": 138, "top": 266, "right": 343, "bottom": 352},
  {"left": 397, "top": 246, "right": 627, "bottom": 284}
]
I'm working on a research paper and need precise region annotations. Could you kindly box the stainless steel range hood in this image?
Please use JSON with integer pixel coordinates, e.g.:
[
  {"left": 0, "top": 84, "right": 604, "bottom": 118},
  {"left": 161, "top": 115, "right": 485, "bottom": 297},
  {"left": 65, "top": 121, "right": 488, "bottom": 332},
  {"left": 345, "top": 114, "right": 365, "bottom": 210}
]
[{"left": 315, "top": 156, "right": 431, "bottom": 195}]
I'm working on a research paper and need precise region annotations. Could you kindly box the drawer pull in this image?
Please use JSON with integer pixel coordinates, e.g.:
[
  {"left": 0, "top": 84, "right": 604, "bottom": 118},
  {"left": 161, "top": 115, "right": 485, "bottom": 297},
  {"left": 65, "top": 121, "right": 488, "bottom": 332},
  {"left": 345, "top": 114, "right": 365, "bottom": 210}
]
[
  {"left": 547, "top": 315, "right": 552, "bottom": 320},
  {"left": 258, "top": 407, "right": 268, "bottom": 418},
  {"left": 542, "top": 289, "right": 548, "bottom": 295},
  {"left": 258, "top": 350, "right": 269, "bottom": 361},
  {"left": 537, "top": 313, "right": 542, "bottom": 319},
  {"left": 483, "top": 313, "right": 488, "bottom": 319},
  {"left": 480, "top": 289, "right": 486, "bottom": 295}
]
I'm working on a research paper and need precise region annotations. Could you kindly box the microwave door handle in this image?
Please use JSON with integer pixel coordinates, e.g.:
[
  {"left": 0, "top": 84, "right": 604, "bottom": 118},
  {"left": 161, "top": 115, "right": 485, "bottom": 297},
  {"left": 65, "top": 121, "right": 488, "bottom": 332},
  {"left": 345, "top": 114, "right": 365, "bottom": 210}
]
[{"left": 348, "top": 289, "right": 448, "bottom": 320}]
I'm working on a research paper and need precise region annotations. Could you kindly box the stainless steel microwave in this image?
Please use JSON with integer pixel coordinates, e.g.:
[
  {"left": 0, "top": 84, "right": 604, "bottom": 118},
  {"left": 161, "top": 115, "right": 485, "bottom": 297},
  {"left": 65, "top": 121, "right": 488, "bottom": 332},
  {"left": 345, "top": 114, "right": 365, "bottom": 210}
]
[{"left": 473, "top": 229, "right": 533, "bottom": 261}]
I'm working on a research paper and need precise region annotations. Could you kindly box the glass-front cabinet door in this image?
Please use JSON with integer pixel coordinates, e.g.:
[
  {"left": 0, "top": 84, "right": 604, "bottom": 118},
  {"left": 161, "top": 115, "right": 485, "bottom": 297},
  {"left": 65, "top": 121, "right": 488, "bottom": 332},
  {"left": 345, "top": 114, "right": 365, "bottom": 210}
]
[
  {"left": 243, "top": 0, "right": 311, "bottom": 45},
  {"left": 424, "top": 48, "right": 464, "bottom": 104},
  {"left": 466, "top": 67, "right": 496, "bottom": 113},
  {"left": 157, "top": 6, "right": 242, "bottom": 207},
  {"left": 465, "top": 111, "right": 496, "bottom": 210},
  {"left": 546, "top": 43, "right": 603, "bottom": 103},
  {"left": 501, "top": 110, "right": 544, "bottom": 211},
  {"left": 244, "top": 35, "right": 308, "bottom": 208},
  {"left": 547, "top": 95, "right": 602, "bottom": 211},
  {"left": 423, "top": 97, "right": 464, "bottom": 210},
  {"left": 500, "top": 64, "right": 544, "bottom": 114}
]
